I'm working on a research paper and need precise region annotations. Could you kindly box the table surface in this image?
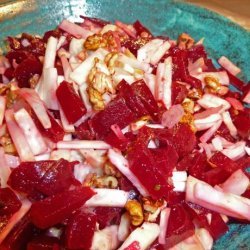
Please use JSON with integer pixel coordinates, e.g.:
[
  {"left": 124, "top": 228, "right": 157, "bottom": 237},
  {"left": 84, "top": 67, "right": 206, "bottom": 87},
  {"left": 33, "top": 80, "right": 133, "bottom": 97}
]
[{"left": 187, "top": 0, "right": 250, "bottom": 30}]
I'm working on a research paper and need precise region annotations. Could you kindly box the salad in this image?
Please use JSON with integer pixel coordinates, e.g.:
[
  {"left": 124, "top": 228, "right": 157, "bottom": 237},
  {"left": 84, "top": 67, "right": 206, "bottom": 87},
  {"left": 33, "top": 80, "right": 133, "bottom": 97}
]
[{"left": 0, "top": 15, "right": 249, "bottom": 250}]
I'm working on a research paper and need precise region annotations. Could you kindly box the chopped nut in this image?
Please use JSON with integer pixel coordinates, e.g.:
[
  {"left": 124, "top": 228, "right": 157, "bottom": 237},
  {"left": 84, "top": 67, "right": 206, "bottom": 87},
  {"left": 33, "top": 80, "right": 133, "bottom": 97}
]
[
  {"left": 178, "top": 33, "right": 194, "bottom": 50},
  {"left": 104, "top": 160, "right": 121, "bottom": 178},
  {"left": 92, "top": 72, "right": 114, "bottom": 94},
  {"left": 142, "top": 197, "right": 164, "bottom": 214},
  {"left": 84, "top": 34, "right": 107, "bottom": 50},
  {"left": 105, "top": 52, "right": 119, "bottom": 74},
  {"left": 204, "top": 76, "right": 220, "bottom": 90},
  {"left": 180, "top": 111, "right": 196, "bottom": 132},
  {"left": 0, "top": 133, "right": 16, "bottom": 155},
  {"left": 182, "top": 98, "right": 195, "bottom": 114},
  {"left": 125, "top": 200, "right": 144, "bottom": 226},
  {"left": 187, "top": 88, "right": 203, "bottom": 100},
  {"left": 87, "top": 87, "right": 105, "bottom": 110},
  {"left": 29, "top": 74, "right": 40, "bottom": 89},
  {"left": 95, "top": 176, "right": 118, "bottom": 189}
]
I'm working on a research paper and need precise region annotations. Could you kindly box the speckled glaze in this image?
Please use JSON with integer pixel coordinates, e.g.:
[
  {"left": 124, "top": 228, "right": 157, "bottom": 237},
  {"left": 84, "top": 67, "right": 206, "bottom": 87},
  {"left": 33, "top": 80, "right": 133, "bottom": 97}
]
[{"left": 0, "top": 0, "right": 250, "bottom": 249}]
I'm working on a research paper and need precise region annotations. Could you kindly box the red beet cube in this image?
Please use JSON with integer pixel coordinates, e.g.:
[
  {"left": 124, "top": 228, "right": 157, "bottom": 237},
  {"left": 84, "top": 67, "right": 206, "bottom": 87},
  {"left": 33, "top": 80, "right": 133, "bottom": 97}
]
[
  {"left": 171, "top": 81, "right": 188, "bottom": 105},
  {"left": 209, "top": 212, "right": 229, "bottom": 240},
  {"left": 133, "top": 20, "right": 152, "bottom": 37},
  {"left": 30, "top": 187, "right": 95, "bottom": 229},
  {"left": 74, "top": 119, "right": 95, "bottom": 140},
  {"left": 176, "top": 152, "right": 208, "bottom": 179},
  {"left": 94, "top": 207, "right": 122, "bottom": 229},
  {"left": 131, "top": 79, "right": 159, "bottom": 119},
  {"left": 32, "top": 112, "right": 65, "bottom": 143},
  {"left": 117, "top": 80, "right": 148, "bottom": 118},
  {"left": 14, "top": 56, "right": 42, "bottom": 88},
  {"left": 56, "top": 81, "right": 86, "bottom": 124},
  {"left": 233, "top": 110, "right": 250, "bottom": 139},
  {"left": 66, "top": 212, "right": 97, "bottom": 249},
  {"left": 1, "top": 213, "right": 37, "bottom": 250},
  {"left": 27, "top": 236, "right": 60, "bottom": 250},
  {"left": 0, "top": 188, "right": 22, "bottom": 216},
  {"left": 165, "top": 204, "right": 195, "bottom": 249},
  {"left": 8, "top": 159, "right": 77, "bottom": 197},
  {"left": 90, "top": 97, "right": 135, "bottom": 139}
]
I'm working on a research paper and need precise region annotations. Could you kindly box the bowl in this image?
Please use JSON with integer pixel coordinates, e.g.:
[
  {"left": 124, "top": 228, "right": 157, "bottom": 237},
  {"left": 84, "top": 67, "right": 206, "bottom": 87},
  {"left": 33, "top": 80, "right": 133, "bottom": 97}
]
[{"left": 0, "top": 0, "right": 249, "bottom": 249}]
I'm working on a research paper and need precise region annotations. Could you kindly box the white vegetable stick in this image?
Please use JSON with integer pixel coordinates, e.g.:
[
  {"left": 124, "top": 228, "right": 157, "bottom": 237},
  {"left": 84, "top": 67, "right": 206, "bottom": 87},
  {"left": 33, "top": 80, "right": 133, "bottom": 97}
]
[
  {"left": 158, "top": 207, "right": 171, "bottom": 244},
  {"left": 0, "top": 96, "right": 6, "bottom": 125},
  {"left": 118, "top": 213, "right": 130, "bottom": 242},
  {"left": 14, "top": 108, "right": 47, "bottom": 155},
  {"left": 5, "top": 109, "right": 34, "bottom": 162},
  {"left": 118, "top": 222, "right": 160, "bottom": 250},
  {"left": 43, "top": 36, "right": 58, "bottom": 69},
  {"left": 85, "top": 189, "right": 129, "bottom": 207},
  {"left": 0, "top": 147, "right": 11, "bottom": 187},
  {"left": 57, "top": 140, "right": 111, "bottom": 149}
]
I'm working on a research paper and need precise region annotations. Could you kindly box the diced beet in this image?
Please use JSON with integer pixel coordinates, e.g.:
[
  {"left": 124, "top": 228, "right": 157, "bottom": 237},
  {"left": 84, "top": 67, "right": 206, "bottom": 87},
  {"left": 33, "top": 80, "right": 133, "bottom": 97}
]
[
  {"left": 232, "top": 110, "right": 250, "bottom": 139},
  {"left": 7, "top": 34, "right": 46, "bottom": 56},
  {"left": 27, "top": 236, "right": 60, "bottom": 250},
  {"left": 127, "top": 128, "right": 175, "bottom": 199},
  {"left": 204, "top": 168, "right": 231, "bottom": 186},
  {"left": 104, "top": 130, "right": 129, "bottom": 151},
  {"left": 56, "top": 81, "right": 87, "bottom": 124},
  {"left": 128, "top": 144, "right": 172, "bottom": 199},
  {"left": 89, "top": 97, "right": 135, "bottom": 139},
  {"left": 226, "top": 70, "right": 247, "bottom": 91},
  {"left": 209, "top": 212, "right": 229, "bottom": 240},
  {"left": 80, "top": 15, "right": 110, "bottom": 27},
  {"left": 170, "top": 124, "right": 196, "bottom": 158},
  {"left": 133, "top": 20, "right": 152, "bottom": 37},
  {"left": 14, "top": 56, "right": 42, "bottom": 88},
  {"left": 0, "top": 188, "right": 22, "bottom": 216},
  {"left": 66, "top": 211, "right": 97, "bottom": 250},
  {"left": 171, "top": 81, "right": 188, "bottom": 105},
  {"left": 167, "top": 191, "right": 185, "bottom": 206},
  {"left": 1, "top": 213, "right": 38, "bottom": 250},
  {"left": 165, "top": 204, "right": 195, "bottom": 249},
  {"left": 242, "top": 189, "right": 250, "bottom": 199},
  {"left": 149, "top": 241, "right": 165, "bottom": 250},
  {"left": 3, "top": 68, "right": 14, "bottom": 80},
  {"left": 121, "top": 38, "right": 146, "bottom": 56},
  {"left": 176, "top": 151, "right": 207, "bottom": 179},
  {"left": 43, "top": 29, "right": 62, "bottom": 43},
  {"left": 150, "top": 146, "right": 179, "bottom": 178},
  {"left": 209, "top": 152, "right": 238, "bottom": 174},
  {"left": 214, "top": 123, "right": 235, "bottom": 142},
  {"left": 6, "top": 51, "right": 28, "bottom": 64},
  {"left": 8, "top": 161, "right": 52, "bottom": 196},
  {"left": 33, "top": 112, "right": 65, "bottom": 143},
  {"left": 74, "top": 119, "right": 95, "bottom": 140},
  {"left": 30, "top": 187, "right": 95, "bottom": 229},
  {"left": 8, "top": 159, "right": 77, "bottom": 197},
  {"left": 117, "top": 80, "right": 148, "bottom": 118},
  {"left": 183, "top": 203, "right": 210, "bottom": 230},
  {"left": 94, "top": 207, "right": 122, "bottom": 229},
  {"left": 131, "top": 79, "right": 159, "bottom": 119},
  {"left": 124, "top": 241, "right": 141, "bottom": 250},
  {"left": 188, "top": 45, "right": 217, "bottom": 71},
  {"left": 118, "top": 175, "right": 137, "bottom": 192},
  {"left": 171, "top": 47, "right": 202, "bottom": 89}
]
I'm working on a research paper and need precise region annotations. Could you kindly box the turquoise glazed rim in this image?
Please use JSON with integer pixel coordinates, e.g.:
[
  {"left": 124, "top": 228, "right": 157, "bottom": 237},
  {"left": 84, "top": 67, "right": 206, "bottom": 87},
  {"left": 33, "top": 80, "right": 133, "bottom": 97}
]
[{"left": 0, "top": 0, "right": 250, "bottom": 249}]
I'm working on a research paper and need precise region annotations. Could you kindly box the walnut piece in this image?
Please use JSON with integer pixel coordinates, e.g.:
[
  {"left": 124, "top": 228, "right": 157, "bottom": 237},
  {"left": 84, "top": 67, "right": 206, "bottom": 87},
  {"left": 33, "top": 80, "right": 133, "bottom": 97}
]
[
  {"left": 125, "top": 200, "right": 144, "bottom": 226},
  {"left": 84, "top": 34, "right": 107, "bottom": 50},
  {"left": 178, "top": 33, "right": 195, "bottom": 50}
]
